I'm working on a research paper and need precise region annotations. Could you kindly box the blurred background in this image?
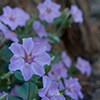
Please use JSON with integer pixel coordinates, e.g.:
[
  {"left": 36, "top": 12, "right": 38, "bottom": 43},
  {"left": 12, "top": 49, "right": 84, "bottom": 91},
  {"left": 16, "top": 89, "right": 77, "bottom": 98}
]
[{"left": 0, "top": 0, "right": 100, "bottom": 100}]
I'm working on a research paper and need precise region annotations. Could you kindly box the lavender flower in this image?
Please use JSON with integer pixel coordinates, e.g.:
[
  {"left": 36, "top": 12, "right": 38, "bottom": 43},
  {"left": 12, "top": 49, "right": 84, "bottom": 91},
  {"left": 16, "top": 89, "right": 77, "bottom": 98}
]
[
  {"left": 69, "top": 5, "right": 83, "bottom": 23},
  {"left": 0, "top": 22, "right": 18, "bottom": 42},
  {"left": 33, "top": 37, "right": 51, "bottom": 52},
  {"left": 76, "top": 57, "right": 91, "bottom": 76},
  {"left": 9, "top": 38, "right": 51, "bottom": 81},
  {"left": 61, "top": 51, "right": 72, "bottom": 68},
  {"left": 39, "top": 76, "right": 65, "bottom": 100},
  {"left": 48, "top": 61, "right": 67, "bottom": 80},
  {"left": 64, "top": 77, "right": 83, "bottom": 100},
  {"left": 33, "top": 21, "right": 48, "bottom": 38},
  {"left": 37, "top": 0, "right": 61, "bottom": 23},
  {"left": 0, "top": 92, "right": 8, "bottom": 100},
  {"left": 0, "top": 6, "right": 30, "bottom": 30}
]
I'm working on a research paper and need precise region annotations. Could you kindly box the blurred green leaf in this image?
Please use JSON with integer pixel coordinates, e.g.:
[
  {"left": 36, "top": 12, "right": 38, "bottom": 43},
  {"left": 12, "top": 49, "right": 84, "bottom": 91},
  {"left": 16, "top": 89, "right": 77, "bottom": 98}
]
[
  {"left": 31, "top": 75, "right": 40, "bottom": 82},
  {"left": 8, "top": 96, "right": 21, "bottom": 100},
  {"left": 53, "top": 17, "right": 62, "bottom": 25},
  {"left": 15, "top": 82, "right": 39, "bottom": 100},
  {"left": 68, "top": 63, "right": 79, "bottom": 76},
  {"left": 48, "top": 33, "right": 61, "bottom": 44},
  {"left": 14, "top": 71, "right": 24, "bottom": 81},
  {"left": 0, "top": 46, "right": 12, "bottom": 62}
]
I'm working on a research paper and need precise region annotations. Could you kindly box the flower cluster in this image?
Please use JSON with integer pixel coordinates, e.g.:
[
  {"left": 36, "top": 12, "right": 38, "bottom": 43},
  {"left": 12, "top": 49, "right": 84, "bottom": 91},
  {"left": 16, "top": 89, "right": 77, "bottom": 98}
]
[{"left": 0, "top": 1, "right": 92, "bottom": 100}]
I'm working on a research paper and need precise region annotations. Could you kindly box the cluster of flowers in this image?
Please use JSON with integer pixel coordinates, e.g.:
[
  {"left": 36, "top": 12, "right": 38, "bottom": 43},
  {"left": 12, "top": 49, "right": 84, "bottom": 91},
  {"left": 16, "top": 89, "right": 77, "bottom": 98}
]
[{"left": 0, "top": 0, "right": 91, "bottom": 100}]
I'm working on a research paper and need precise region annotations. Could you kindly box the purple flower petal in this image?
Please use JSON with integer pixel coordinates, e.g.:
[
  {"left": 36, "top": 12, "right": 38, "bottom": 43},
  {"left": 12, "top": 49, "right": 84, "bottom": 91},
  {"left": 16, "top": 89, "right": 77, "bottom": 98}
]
[
  {"left": 61, "top": 51, "right": 72, "bottom": 68},
  {"left": 76, "top": 57, "right": 91, "bottom": 76},
  {"left": 32, "top": 43, "right": 47, "bottom": 56},
  {"left": 22, "top": 38, "right": 33, "bottom": 55},
  {"left": 38, "top": 89, "right": 47, "bottom": 99},
  {"left": 33, "top": 21, "right": 48, "bottom": 38},
  {"left": 9, "top": 56, "right": 24, "bottom": 71},
  {"left": 6, "top": 32, "right": 19, "bottom": 42},
  {"left": 0, "top": 22, "right": 18, "bottom": 42},
  {"left": 47, "top": 82, "right": 60, "bottom": 97},
  {"left": 43, "top": 76, "right": 52, "bottom": 89},
  {"left": 9, "top": 43, "right": 25, "bottom": 57},
  {"left": 58, "top": 80, "right": 65, "bottom": 91},
  {"left": 14, "top": 7, "right": 30, "bottom": 27},
  {"left": 33, "top": 37, "right": 51, "bottom": 52},
  {"left": 51, "top": 95, "right": 66, "bottom": 100},
  {"left": 21, "top": 63, "right": 33, "bottom": 81},
  {"left": 34, "top": 52, "right": 51, "bottom": 66},
  {"left": 48, "top": 61, "right": 67, "bottom": 80},
  {"left": 31, "top": 62, "right": 45, "bottom": 76}
]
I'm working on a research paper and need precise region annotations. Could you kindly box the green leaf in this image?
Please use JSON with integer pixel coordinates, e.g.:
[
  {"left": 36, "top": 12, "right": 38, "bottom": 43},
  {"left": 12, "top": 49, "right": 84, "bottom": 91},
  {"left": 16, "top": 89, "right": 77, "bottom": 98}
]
[
  {"left": 0, "top": 45, "right": 12, "bottom": 62},
  {"left": 53, "top": 17, "right": 62, "bottom": 25},
  {"left": 16, "top": 83, "right": 28, "bottom": 100},
  {"left": 15, "top": 82, "right": 39, "bottom": 100},
  {"left": 30, "top": 82, "right": 39, "bottom": 99},
  {"left": 45, "top": 65, "right": 51, "bottom": 75},
  {"left": 8, "top": 96, "right": 21, "bottom": 100},
  {"left": 14, "top": 71, "right": 24, "bottom": 81},
  {"left": 31, "top": 75, "right": 41, "bottom": 82},
  {"left": 68, "top": 63, "right": 79, "bottom": 76},
  {"left": 48, "top": 33, "right": 61, "bottom": 44}
]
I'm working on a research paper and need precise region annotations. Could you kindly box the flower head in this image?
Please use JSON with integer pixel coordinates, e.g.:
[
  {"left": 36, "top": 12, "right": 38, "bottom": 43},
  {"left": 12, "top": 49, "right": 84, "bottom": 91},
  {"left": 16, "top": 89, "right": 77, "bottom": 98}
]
[
  {"left": 33, "top": 21, "right": 48, "bottom": 38},
  {"left": 76, "top": 57, "right": 91, "bottom": 76},
  {"left": 70, "top": 5, "right": 83, "bottom": 23},
  {"left": 48, "top": 61, "right": 67, "bottom": 80},
  {"left": 64, "top": 77, "right": 83, "bottom": 100},
  {"left": 0, "top": 6, "right": 30, "bottom": 30},
  {"left": 33, "top": 37, "right": 51, "bottom": 52},
  {"left": 61, "top": 51, "right": 72, "bottom": 68},
  {"left": 9, "top": 38, "right": 51, "bottom": 81},
  {"left": 39, "top": 76, "right": 65, "bottom": 100},
  {"left": 0, "top": 22, "right": 18, "bottom": 42},
  {"left": 37, "top": 0, "right": 61, "bottom": 23}
]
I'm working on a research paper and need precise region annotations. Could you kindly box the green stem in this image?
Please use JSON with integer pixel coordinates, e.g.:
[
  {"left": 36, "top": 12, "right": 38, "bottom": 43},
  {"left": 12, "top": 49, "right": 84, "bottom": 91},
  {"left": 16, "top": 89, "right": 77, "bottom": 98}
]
[{"left": 27, "top": 81, "right": 31, "bottom": 100}]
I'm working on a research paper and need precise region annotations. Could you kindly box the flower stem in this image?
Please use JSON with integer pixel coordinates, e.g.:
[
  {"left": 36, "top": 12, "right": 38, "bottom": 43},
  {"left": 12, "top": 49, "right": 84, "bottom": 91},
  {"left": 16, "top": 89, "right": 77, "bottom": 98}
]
[{"left": 27, "top": 81, "right": 31, "bottom": 100}]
